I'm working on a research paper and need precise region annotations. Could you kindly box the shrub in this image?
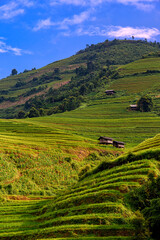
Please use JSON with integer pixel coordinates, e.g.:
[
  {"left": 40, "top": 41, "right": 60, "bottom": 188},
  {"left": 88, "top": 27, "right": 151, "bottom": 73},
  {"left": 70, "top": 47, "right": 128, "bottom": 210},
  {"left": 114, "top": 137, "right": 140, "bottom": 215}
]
[
  {"left": 128, "top": 176, "right": 160, "bottom": 239},
  {"left": 28, "top": 107, "right": 40, "bottom": 118},
  {"left": 11, "top": 69, "right": 18, "bottom": 75},
  {"left": 78, "top": 164, "right": 91, "bottom": 177},
  {"left": 86, "top": 152, "right": 99, "bottom": 161},
  {"left": 132, "top": 211, "right": 150, "bottom": 240},
  {"left": 64, "top": 157, "right": 72, "bottom": 163},
  {"left": 71, "top": 162, "right": 78, "bottom": 171},
  {"left": 137, "top": 95, "right": 153, "bottom": 112},
  {"left": 17, "top": 110, "right": 26, "bottom": 119},
  {"left": 143, "top": 198, "right": 160, "bottom": 240}
]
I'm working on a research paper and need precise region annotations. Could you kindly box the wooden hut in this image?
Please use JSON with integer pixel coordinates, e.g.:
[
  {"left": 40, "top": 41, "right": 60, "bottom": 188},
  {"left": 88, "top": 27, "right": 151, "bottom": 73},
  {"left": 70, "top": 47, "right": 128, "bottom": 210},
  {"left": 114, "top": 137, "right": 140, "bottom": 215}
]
[
  {"left": 113, "top": 140, "right": 125, "bottom": 148},
  {"left": 98, "top": 136, "right": 113, "bottom": 145},
  {"left": 105, "top": 90, "right": 116, "bottom": 95},
  {"left": 129, "top": 105, "right": 138, "bottom": 111}
]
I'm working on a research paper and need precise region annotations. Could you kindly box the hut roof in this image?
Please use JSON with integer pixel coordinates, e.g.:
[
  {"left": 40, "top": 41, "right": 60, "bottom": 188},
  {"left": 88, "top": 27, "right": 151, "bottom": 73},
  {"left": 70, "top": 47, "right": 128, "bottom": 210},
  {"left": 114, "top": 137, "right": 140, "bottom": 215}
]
[
  {"left": 130, "top": 105, "right": 137, "bottom": 108},
  {"left": 98, "top": 136, "right": 113, "bottom": 141},
  {"left": 105, "top": 90, "right": 115, "bottom": 92},
  {"left": 113, "top": 140, "right": 125, "bottom": 145}
]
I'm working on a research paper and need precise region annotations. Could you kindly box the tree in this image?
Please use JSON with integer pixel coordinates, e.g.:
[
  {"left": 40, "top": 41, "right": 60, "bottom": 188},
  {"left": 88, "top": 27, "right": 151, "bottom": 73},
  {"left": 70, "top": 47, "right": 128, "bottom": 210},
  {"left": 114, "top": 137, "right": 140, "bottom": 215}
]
[
  {"left": 28, "top": 107, "right": 40, "bottom": 118},
  {"left": 129, "top": 174, "right": 160, "bottom": 240},
  {"left": 106, "top": 60, "right": 111, "bottom": 68},
  {"left": 17, "top": 110, "right": 26, "bottom": 119},
  {"left": 76, "top": 66, "right": 86, "bottom": 76},
  {"left": 15, "top": 80, "right": 25, "bottom": 88},
  {"left": 137, "top": 95, "right": 153, "bottom": 112},
  {"left": 143, "top": 198, "right": 160, "bottom": 240},
  {"left": 87, "top": 61, "right": 95, "bottom": 72},
  {"left": 39, "top": 108, "right": 45, "bottom": 116},
  {"left": 11, "top": 69, "right": 18, "bottom": 75},
  {"left": 79, "top": 84, "right": 88, "bottom": 95},
  {"left": 54, "top": 68, "right": 60, "bottom": 75}
]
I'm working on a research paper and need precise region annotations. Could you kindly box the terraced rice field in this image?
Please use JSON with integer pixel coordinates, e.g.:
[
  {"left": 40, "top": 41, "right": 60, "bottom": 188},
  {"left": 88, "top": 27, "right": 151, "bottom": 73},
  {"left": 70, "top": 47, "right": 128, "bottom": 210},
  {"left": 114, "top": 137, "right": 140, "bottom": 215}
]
[
  {"left": 119, "top": 57, "right": 160, "bottom": 75},
  {"left": 110, "top": 74, "right": 160, "bottom": 94},
  {"left": 30, "top": 100, "right": 160, "bottom": 149},
  {"left": 0, "top": 146, "right": 159, "bottom": 239},
  {"left": 1, "top": 55, "right": 160, "bottom": 195},
  {"left": 0, "top": 54, "right": 160, "bottom": 239}
]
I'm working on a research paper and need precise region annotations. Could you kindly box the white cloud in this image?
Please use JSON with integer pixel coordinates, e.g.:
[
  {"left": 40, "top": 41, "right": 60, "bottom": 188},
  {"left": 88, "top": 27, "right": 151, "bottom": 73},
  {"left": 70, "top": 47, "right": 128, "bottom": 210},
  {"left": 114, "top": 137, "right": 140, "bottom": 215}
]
[
  {"left": 0, "top": 49, "right": 7, "bottom": 53},
  {"left": 0, "top": 38, "right": 32, "bottom": 56},
  {"left": 50, "top": 0, "right": 110, "bottom": 6},
  {"left": 59, "top": 10, "right": 91, "bottom": 29},
  {"left": 33, "top": 18, "right": 55, "bottom": 31},
  {"left": 33, "top": 10, "right": 91, "bottom": 31},
  {"left": 6, "top": 46, "right": 22, "bottom": 56},
  {"left": 50, "top": 0, "right": 157, "bottom": 10},
  {"left": 18, "top": 0, "right": 34, "bottom": 7},
  {"left": 0, "top": 0, "right": 34, "bottom": 20},
  {"left": 117, "top": 0, "right": 157, "bottom": 11},
  {"left": 74, "top": 25, "right": 160, "bottom": 39},
  {"left": 50, "top": 0, "right": 87, "bottom": 6},
  {"left": 0, "top": 2, "right": 23, "bottom": 19},
  {"left": 0, "top": 37, "right": 6, "bottom": 40},
  {"left": 75, "top": 26, "right": 105, "bottom": 36},
  {"left": 108, "top": 26, "right": 160, "bottom": 39}
]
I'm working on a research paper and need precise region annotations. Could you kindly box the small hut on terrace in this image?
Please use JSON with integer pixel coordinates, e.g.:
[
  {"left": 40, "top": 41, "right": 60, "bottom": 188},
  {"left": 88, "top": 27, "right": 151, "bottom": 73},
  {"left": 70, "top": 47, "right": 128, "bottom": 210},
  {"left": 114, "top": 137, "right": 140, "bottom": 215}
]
[
  {"left": 113, "top": 140, "right": 125, "bottom": 148},
  {"left": 105, "top": 90, "right": 116, "bottom": 95},
  {"left": 98, "top": 136, "right": 113, "bottom": 145},
  {"left": 129, "top": 105, "right": 138, "bottom": 111}
]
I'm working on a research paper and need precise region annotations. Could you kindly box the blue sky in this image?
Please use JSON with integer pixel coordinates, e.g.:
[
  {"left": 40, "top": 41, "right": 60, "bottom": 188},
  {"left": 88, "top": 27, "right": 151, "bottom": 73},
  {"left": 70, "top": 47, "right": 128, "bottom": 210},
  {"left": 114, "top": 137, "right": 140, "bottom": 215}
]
[{"left": 0, "top": 0, "right": 160, "bottom": 78}]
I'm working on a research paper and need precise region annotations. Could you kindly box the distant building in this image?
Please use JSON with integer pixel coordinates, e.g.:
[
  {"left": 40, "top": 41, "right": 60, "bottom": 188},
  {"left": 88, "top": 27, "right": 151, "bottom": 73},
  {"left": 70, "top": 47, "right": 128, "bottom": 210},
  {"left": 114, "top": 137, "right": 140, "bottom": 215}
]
[
  {"left": 105, "top": 90, "right": 116, "bottom": 95},
  {"left": 129, "top": 105, "right": 138, "bottom": 111},
  {"left": 113, "top": 140, "right": 125, "bottom": 148},
  {"left": 98, "top": 136, "right": 113, "bottom": 145}
]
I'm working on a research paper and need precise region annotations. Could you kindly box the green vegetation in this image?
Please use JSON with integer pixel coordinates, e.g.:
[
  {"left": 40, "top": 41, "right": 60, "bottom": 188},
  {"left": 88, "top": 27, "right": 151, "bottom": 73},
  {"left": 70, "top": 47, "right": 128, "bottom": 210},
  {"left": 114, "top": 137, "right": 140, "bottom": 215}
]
[
  {"left": 0, "top": 39, "right": 160, "bottom": 238},
  {"left": 76, "top": 39, "right": 160, "bottom": 65},
  {"left": 0, "top": 40, "right": 160, "bottom": 195},
  {"left": 0, "top": 39, "right": 159, "bottom": 118},
  {"left": 127, "top": 173, "right": 160, "bottom": 240},
  {"left": 0, "top": 134, "right": 160, "bottom": 239},
  {"left": 137, "top": 95, "right": 153, "bottom": 112},
  {"left": 0, "top": 119, "right": 104, "bottom": 196},
  {"left": 11, "top": 69, "right": 18, "bottom": 76}
]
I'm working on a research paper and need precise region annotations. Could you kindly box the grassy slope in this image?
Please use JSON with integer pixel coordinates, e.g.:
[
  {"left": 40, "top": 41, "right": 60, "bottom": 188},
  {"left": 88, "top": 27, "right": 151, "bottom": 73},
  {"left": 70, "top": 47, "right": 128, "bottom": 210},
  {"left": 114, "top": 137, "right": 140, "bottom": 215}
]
[
  {"left": 0, "top": 43, "right": 160, "bottom": 238},
  {"left": 0, "top": 56, "right": 80, "bottom": 96},
  {"left": 28, "top": 55, "right": 160, "bottom": 149},
  {"left": 0, "top": 55, "right": 160, "bottom": 196},
  {"left": 0, "top": 135, "right": 159, "bottom": 239},
  {"left": 0, "top": 119, "right": 107, "bottom": 196}
]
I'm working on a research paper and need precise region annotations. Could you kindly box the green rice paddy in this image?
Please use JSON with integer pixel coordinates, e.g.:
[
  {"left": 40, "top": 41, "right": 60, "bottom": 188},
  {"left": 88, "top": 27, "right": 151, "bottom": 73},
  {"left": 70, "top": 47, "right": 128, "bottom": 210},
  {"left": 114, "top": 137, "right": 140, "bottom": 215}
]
[{"left": 0, "top": 55, "right": 160, "bottom": 239}]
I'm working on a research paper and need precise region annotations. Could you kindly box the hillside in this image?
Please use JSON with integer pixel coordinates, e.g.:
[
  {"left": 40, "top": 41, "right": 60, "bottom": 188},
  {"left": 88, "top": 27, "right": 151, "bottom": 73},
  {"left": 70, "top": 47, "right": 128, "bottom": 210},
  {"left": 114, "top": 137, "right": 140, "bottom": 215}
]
[
  {"left": 0, "top": 40, "right": 160, "bottom": 239},
  {"left": 0, "top": 135, "right": 160, "bottom": 239},
  {"left": 0, "top": 39, "right": 159, "bottom": 118},
  {"left": 0, "top": 118, "right": 107, "bottom": 196},
  {"left": 0, "top": 45, "right": 160, "bottom": 196}
]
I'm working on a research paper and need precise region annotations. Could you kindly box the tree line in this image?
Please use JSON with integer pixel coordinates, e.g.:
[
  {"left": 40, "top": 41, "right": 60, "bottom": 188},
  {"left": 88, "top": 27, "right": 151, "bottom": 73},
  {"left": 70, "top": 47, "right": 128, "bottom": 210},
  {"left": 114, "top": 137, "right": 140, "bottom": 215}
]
[{"left": 17, "top": 61, "right": 119, "bottom": 118}]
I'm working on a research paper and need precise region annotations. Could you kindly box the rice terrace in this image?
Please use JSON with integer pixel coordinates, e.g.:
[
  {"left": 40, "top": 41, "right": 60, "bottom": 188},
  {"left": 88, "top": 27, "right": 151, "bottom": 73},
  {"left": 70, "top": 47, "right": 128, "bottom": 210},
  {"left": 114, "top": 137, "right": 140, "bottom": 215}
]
[{"left": 0, "top": 38, "right": 159, "bottom": 239}]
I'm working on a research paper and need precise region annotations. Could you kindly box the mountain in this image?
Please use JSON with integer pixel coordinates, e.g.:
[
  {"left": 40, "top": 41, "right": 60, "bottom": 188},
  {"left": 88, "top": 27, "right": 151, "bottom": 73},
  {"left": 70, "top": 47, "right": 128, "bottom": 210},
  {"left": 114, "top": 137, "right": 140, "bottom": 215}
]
[
  {"left": 0, "top": 39, "right": 160, "bottom": 239},
  {"left": 0, "top": 42, "right": 160, "bottom": 196},
  {"left": 0, "top": 39, "right": 159, "bottom": 118}
]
